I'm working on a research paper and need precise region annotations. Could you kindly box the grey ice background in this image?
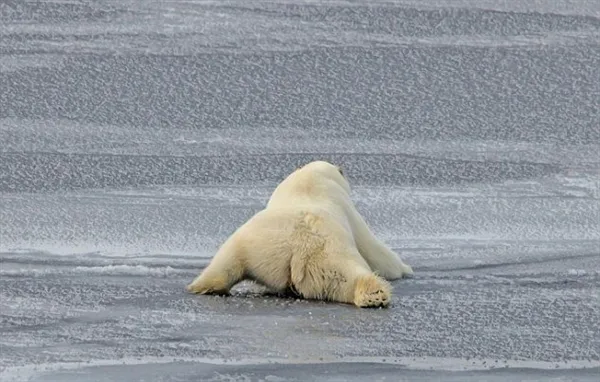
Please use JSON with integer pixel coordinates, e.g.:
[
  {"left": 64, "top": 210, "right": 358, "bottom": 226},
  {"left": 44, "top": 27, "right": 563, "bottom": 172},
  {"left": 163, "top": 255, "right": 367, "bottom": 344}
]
[{"left": 1, "top": 0, "right": 599, "bottom": 381}]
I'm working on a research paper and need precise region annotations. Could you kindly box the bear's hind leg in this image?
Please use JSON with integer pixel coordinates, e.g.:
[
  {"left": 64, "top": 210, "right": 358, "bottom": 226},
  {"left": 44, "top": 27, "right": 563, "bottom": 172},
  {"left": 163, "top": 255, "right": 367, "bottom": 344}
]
[
  {"left": 291, "top": 254, "right": 392, "bottom": 308},
  {"left": 186, "top": 268, "right": 240, "bottom": 295},
  {"left": 186, "top": 245, "right": 245, "bottom": 295}
]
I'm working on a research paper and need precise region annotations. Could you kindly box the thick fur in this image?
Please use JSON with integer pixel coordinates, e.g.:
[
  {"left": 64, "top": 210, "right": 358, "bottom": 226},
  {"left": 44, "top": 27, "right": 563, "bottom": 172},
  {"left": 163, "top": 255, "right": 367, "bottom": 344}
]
[{"left": 186, "top": 161, "right": 413, "bottom": 308}]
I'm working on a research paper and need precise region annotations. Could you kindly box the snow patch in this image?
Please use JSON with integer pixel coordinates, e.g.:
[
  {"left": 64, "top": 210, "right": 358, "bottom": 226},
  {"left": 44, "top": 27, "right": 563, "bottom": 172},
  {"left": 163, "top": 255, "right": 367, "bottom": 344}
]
[{"left": 0, "top": 265, "right": 190, "bottom": 278}]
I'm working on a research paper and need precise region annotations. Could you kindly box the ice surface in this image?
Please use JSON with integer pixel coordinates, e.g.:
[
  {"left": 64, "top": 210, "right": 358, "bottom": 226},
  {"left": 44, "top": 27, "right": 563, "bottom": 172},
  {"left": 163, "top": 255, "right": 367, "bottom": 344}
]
[{"left": 1, "top": 0, "right": 599, "bottom": 381}]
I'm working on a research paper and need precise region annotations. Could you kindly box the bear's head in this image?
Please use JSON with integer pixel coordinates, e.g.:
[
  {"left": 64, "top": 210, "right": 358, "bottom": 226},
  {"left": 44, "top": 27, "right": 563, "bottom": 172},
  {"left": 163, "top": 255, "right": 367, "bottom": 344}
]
[{"left": 300, "top": 160, "right": 351, "bottom": 194}]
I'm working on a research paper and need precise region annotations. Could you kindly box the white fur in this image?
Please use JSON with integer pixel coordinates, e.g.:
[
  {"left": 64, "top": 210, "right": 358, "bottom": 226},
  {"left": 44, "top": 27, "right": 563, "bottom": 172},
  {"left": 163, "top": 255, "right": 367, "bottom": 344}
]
[{"left": 186, "top": 160, "right": 413, "bottom": 308}]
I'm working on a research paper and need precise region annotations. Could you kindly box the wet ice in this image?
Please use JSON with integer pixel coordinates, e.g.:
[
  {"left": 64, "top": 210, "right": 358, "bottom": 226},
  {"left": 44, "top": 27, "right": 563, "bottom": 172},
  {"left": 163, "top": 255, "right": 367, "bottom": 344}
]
[{"left": 1, "top": 0, "right": 600, "bottom": 381}]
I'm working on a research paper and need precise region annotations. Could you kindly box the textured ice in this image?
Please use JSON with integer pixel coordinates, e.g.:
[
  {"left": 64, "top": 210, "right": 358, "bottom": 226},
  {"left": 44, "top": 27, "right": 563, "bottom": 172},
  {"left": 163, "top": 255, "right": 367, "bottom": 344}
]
[
  {"left": 1, "top": 0, "right": 599, "bottom": 381},
  {"left": 0, "top": 264, "right": 187, "bottom": 278}
]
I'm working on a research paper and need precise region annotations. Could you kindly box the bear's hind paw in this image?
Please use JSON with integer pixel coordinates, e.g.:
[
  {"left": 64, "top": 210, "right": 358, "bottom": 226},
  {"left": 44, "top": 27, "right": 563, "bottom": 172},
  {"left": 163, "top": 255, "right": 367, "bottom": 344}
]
[
  {"left": 353, "top": 275, "right": 391, "bottom": 308},
  {"left": 186, "top": 284, "right": 231, "bottom": 296},
  {"left": 186, "top": 278, "right": 231, "bottom": 296}
]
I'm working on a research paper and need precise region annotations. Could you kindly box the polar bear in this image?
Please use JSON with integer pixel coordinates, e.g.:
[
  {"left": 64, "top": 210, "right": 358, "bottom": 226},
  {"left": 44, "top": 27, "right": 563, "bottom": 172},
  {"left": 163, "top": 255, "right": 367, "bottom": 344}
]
[{"left": 186, "top": 160, "right": 413, "bottom": 308}]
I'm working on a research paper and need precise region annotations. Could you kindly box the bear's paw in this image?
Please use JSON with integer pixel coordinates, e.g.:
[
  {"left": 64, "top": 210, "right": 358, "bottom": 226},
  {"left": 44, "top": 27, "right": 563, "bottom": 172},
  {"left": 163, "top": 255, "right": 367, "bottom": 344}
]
[{"left": 353, "top": 274, "right": 391, "bottom": 308}]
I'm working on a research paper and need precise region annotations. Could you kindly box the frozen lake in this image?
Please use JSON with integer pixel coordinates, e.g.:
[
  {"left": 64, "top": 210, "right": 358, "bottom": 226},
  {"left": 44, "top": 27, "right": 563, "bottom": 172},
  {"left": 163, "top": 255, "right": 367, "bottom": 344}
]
[{"left": 1, "top": 0, "right": 599, "bottom": 381}]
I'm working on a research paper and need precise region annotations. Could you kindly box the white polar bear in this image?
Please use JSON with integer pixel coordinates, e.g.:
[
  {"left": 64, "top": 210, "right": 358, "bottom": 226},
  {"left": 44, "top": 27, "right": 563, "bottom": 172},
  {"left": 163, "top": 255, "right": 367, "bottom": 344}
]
[{"left": 186, "top": 160, "right": 413, "bottom": 308}]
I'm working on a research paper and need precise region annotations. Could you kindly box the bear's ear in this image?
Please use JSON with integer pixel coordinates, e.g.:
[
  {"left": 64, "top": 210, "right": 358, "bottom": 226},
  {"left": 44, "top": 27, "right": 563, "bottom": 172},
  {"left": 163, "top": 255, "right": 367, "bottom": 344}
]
[{"left": 337, "top": 166, "right": 344, "bottom": 177}]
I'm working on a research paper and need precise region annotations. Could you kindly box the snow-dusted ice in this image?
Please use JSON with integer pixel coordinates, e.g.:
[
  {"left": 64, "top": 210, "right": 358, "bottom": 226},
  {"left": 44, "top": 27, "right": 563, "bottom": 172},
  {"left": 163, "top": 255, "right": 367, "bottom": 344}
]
[{"left": 1, "top": 0, "right": 599, "bottom": 381}]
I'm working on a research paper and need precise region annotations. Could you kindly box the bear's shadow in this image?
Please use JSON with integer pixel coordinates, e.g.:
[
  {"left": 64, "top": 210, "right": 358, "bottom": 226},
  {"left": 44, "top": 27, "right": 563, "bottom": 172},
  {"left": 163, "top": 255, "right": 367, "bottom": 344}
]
[{"left": 199, "top": 280, "right": 392, "bottom": 309}]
